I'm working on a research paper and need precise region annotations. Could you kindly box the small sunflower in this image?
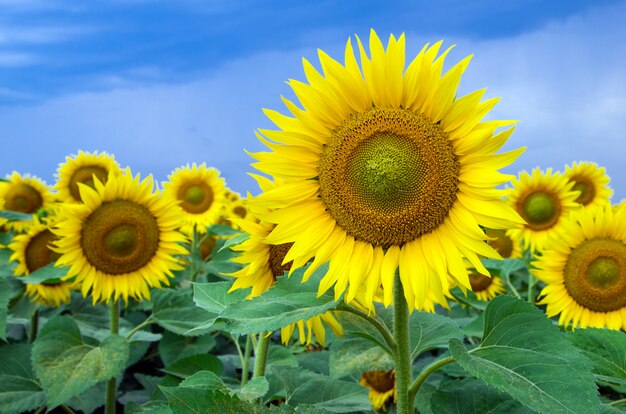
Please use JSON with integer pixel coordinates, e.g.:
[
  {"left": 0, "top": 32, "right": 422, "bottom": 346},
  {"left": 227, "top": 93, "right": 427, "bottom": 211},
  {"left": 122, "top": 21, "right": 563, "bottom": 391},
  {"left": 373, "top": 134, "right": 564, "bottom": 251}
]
[
  {"left": 564, "top": 161, "right": 612, "bottom": 209},
  {"left": 53, "top": 169, "right": 188, "bottom": 303},
  {"left": 468, "top": 271, "right": 506, "bottom": 301},
  {"left": 534, "top": 205, "right": 626, "bottom": 330},
  {"left": 249, "top": 30, "right": 525, "bottom": 311},
  {"left": 0, "top": 172, "right": 54, "bottom": 232},
  {"left": 228, "top": 178, "right": 343, "bottom": 346},
  {"left": 360, "top": 369, "right": 396, "bottom": 412},
  {"left": 55, "top": 150, "right": 121, "bottom": 204},
  {"left": 507, "top": 168, "right": 581, "bottom": 252},
  {"left": 8, "top": 218, "right": 72, "bottom": 307},
  {"left": 485, "top": 227, "right": 522, "bottom": 259},
  {"left": 162, "top": 163, "right": 227, "bottom": 234}
]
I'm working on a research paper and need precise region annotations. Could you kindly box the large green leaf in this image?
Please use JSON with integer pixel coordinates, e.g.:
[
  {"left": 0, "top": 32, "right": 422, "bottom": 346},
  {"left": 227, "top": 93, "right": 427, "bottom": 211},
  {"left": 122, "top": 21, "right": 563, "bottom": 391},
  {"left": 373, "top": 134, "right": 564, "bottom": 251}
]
[
  {"left": 17, "top": 263, "right": 67, "bottom": 284},
  {"left": 409, "top": 311, "right": 464, "bottom": 360},
  {"left": 0, "top": 210, "right": 33, "bottom": 222},
  {"left": 329, "top": 337, "right": 392, "bottom": 378},
  {"left": 188, "top": 281, "right": 249, "bottom": 334},
  {"left": 220, "top": 265, "right": 340, "bottom": 335},
  {"left": 0, "top": 281, "right": 10, "bottom": 341},
  {"left": 161, "top": 388, "right": 267, "bottom": 414},
  {"left": 158, "top": 331, "right": 217, "bottom": 366},
  {"left": 161, "top": 354, "right": 224, "bottom": 379},
  {"left": 449, "top": 296, "right": 599, "bottom": 414},
  {"left": 0, "top": 343, "right": 46, "bottom": 414},
  {"left": 567, "top": 328, "right": 626, "bottom": 387},
  {"left": 152, "top": 288, "right": 217, "bottom": 336},
  {"left": 31, "top": 316, "right": 129, "bottom": 409}
]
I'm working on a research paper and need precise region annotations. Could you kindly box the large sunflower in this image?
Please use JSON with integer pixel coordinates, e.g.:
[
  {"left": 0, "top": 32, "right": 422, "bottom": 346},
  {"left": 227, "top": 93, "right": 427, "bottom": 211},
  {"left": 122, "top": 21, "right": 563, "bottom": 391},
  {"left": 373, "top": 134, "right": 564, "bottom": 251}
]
[
  {"left": 55, "top": 150, "right": 121, "bottom": 204},
  {"left": 564, "top": 161, "right": 613, "bottom": 209},
  {"left": 228, "top": 177, "right": 342, "bottom": 346},
  {"left": 53, "top": 169, "right": 188, "bottom": 303},
  {"left": 249, "top": 30, "right": 525, "bottom": 311},
  {"left": 162, "top": 163, "right": 227, "bottom": 234},
  {"left": 8, "top": 218, "right": 73, "bottom": 307},
  {"left": 534, "top": 205, "right": 626, "bottom": 330},
  {"left": 0, "top": 172, "right": 54, "bottom": 232},
  {"left": 507, "top": 168, "right": 581, "bottom": 252}
]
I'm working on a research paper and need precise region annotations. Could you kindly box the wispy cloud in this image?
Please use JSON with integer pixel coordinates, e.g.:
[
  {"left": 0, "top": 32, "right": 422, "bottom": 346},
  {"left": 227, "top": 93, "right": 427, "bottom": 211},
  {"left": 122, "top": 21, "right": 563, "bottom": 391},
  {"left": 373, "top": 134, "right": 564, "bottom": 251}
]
[
  {"left": 0, "top": 51, "right": 39, "bottom": 67},
  {"left": 0, "top": 25, "right": 93, "bottom": 45}
]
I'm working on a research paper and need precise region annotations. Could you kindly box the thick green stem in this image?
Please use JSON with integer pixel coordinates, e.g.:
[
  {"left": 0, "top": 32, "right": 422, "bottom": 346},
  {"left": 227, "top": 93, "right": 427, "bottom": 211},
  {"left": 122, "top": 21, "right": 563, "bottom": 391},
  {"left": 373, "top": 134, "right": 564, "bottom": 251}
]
[
  {"left": 505, "top": 277, "right": 522, "bottom": 299},
  {"left": 241, "top": 335, "right": 252, "bottom": 386},
  {"left": 407, "top": 356, "right": 455, "bottom": 402},
  {"left": 393, "top": 273, "right": 412, "bottom": 414},
  {"left": 105, "top": 300, "right": 120, "bottom": 414},
  {"left": 29, "top": 308, "right": 39, "bottom": 343},
  {"left": 190, "top": 225, "right": 199, "bottom": 283},
  {"left": 527, "top": 274, "right": 536, "bottom": 304},
  {"left": 253, "top": 332, "right": 271, "bottom": 378},
  {"left": 337, "top": 303, "right": 396, "bottom": 354}
]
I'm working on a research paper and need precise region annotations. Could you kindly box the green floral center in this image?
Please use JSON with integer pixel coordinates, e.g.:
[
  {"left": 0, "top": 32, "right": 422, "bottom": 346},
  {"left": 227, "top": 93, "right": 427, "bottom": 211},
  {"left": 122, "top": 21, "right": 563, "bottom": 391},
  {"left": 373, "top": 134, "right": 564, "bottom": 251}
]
[
  {"left": 70, "top": 166, "right": 109, "bottom": 202},
  {"left": 318, "top": 107, "right": 459, "bottom": 248},
  {"left": 564, "top": 238, "right": 626, "bottom": 312},
  {"left": 81, "top": 200, "right": 160, "bottom": 275},
  {"left": 177, "top": 182, "right": 214, "bottom": 214},
  {"left": 519, "top": 191, "right": 560, "bottom": 230},
  {"left": 5, "top": 183, "right": 43, "bottom": 214}
]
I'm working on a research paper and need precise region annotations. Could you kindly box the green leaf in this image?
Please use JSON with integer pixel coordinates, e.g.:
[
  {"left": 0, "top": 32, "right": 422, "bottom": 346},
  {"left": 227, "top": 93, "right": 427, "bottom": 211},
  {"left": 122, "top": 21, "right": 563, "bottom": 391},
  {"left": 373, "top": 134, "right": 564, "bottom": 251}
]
[
  {"left": 152, "top": 288, "right": 217, "bottom": 336},
  {"left": 178, "top": 370, "right": 228, "bottom": 392},
  {"left": 207, "top": 224, "right": 241, "bottom": 237},
  {"left": 239, "top": 376, "right": 269, "bottom": 402},
  {"left": 126, "top": 401, "right": 172, "bottom": 414},
  {"left": 193, "top": 281, "right": 249, "bottom": 314},
  {"left": 429, "top": 378, "right": 535, "bottom": 414},
  {"left": 0, "top": 343, "right": 46, "bottom": 414},
  {"left": 272, "top": 366, "right": 370, "bottom": 413},
  {"left": 17, "top": 263, "right": 67, "bottom": 284},
  {"left": 218, "top": 233, "right": 249, "bottom": 252},
  {"left": 329, "top": 337, "right": 392, "bottom": 378},
  {"left": 31, "top": 316, "right": 129, "bottom": 409},
  {"left": 409, "top": 311, "right": 464, "bottom": 360},
  {"left": 481, "top": 258, "right": 527, "bottom": 276},
  {"left": 449, "top": 295, "right": 600, "bottom": 414},
  {"left": 161, "top": 388, "right": 267, "bottom": 414},
  {"left": 162, "top": 354, "right": 224, "bottom": 379},
  {"left": 65, "top": 382, "right": 106, "bottom": 414},
  {"left": 0, "top": 210, "right": 33, "bottom": 222},
  {"left": 221, "top": 265, "right": 340, "bottom": 335},
  {"left": 0, "top": 281, "right": 10, "bottom": 341},
  {"left": 567, "top": 328, "right": 626, "bottom": 387},
  {"left": 335, "top": 303, "right": 393, "bottom": 354},
  {"left": 159, "top": 332, "right": 217, "bottom": 366}
]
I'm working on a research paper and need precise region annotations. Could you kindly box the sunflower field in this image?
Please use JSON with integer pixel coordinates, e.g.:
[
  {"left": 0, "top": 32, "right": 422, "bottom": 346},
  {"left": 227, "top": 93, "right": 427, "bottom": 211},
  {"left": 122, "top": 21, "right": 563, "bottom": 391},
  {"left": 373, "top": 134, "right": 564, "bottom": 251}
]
[{"left": 1, "top": 30, "right": 626, "bottom": 414}]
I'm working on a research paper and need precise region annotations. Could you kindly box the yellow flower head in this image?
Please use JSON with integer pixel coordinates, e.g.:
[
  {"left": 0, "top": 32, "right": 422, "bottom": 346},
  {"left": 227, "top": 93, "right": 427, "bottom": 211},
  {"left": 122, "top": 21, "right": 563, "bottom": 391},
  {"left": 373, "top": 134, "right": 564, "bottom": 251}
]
[
  {"left": 534, "top": 205, "right": 626, "bottom": 330},
  {"left": 8, "top": 217, "right": 73, "bottom": 307},
  {"left": 53, "top": 168, "right": 188, "bottom": 303},
  {"left": 248, "top": 30, "right": 525, "bottom": 311},
  {"left": 360, "top": 369, "right": 396, "bottom": 412},
  {"left": 507, "top": 167, "right": 581, "bottom": 252},
  {"left": 55, "top": 150, "right": 122, "bottom": 204},
  {"left": 564, "top": 161, "right": 612, "bottom": 209},
  {"left": 485, "top": 228, "right": 522, "bottom": 259},
  {"left": 162, "top": 163, "right": 227, "bottom": 234},
  {"left": 468, "top": 272, "right": 506, "bottom": 301},
  {"left": 0, "top": 172, "right": 54, "bottom": 232}
]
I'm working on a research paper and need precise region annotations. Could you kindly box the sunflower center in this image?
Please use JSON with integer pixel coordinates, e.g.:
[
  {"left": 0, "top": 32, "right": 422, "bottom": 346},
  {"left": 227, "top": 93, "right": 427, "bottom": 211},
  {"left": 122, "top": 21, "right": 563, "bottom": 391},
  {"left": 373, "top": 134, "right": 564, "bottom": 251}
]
[
  {"left": 25, "top": 230, "right": 60, "bottom": 273},
  {"left": 5, "top": 183, "right": 43, "bottom": 214},
  {"left": 199, "top": 236, "right": 217, "bottom": 261},
  {"left": 233, "top": 206, "right": 247, "bottom": 218},
  {"left": 81, "top": 200, "right": 160, "bottom": 275},
  {"left": 485, "top": 228, "right": 513, "bottom": 258},
  {"left": 361, "top": 370, "right": 395, "bottom": 393},
  {"left": 318, "top": 107, "right": 459, "bottom": 248},
  {"left": 571, "top": 177, "right": 595, "bottom": 206},
  {"left": 177, "top": 182, "right": 214, "bottom": 214},
  {"left": 268, "top": 242, "right": 293, "bottom": 279},
  {"left": 563, "top": 238, "right": 626, "bottom": 312},
  {"left": 519, "top": 191, "right": 560, "bottom": 230},
  {"left": 469, "top": 272, "right": 493, "bottom": 292},
  {"left": 70, "top": 166, "right": 108, "bottom": 202}
]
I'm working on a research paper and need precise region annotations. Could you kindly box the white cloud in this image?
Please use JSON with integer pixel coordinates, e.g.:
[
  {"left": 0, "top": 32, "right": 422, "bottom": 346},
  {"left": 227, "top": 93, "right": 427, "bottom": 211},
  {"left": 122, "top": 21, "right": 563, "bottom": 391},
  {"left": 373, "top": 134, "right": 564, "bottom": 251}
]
[
  {"left": 1, "top": 1, "right": 625, "bottom": 201},
  {"left": 0, "top": 51, "right": 39, "bottom": 67}
]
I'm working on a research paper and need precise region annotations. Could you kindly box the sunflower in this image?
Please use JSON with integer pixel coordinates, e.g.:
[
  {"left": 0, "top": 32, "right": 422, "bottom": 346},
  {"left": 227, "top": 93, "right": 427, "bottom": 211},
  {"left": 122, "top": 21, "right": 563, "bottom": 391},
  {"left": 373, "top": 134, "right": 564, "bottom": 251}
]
[
  {"left": 507, "top": 168, "right": 581, "bottom": 252},
  {"left": 534, "top": 205, "right": 626, "bottom": 330},
  {"left": 228, "top": 177, "right": 342, "bottom": 346},
  {"left": 615, "top": 200, "right": 626, "bottom": 214},
  {"left": 248, "top": 30, "right": 525, "bottom": 311},
  {"left": 484, "top": 227, "right": 522, "bottom": 259},
  {"left": 162, "top": 163, "right": 227, "bottom": 235},
  {"left": 360, "top": 369, "right": 396, "bottom": 412},
  {"left": 55, "top": 150, "right": 121, "bottom": 204},
  {"left": 0, "top": 172, "right": 54, "bottom": 232},
  {"left": 53, "top": 169, "right": 188, "bottom": 303},
  {"left": 8, "top": 218, "right": 73, "bottom": 307},
  {"left": 468, "top": 271, "right": 506, "bottom": 301},
  {"left": 564, "top": 161, "right": 612, "bottom": 209}
]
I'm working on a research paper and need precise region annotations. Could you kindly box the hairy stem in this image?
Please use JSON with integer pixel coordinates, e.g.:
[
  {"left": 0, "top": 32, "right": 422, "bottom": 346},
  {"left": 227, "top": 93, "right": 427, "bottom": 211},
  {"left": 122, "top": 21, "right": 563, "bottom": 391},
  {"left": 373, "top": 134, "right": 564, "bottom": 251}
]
[
  {"left": 105, "top": 300, "right": 120, "bottom": 414},
  {"left": 393, "top": 273, "right": 412, "bottom": 414},
  {"left": 253, "top": 332, "right": 271, "bottom": 378}
]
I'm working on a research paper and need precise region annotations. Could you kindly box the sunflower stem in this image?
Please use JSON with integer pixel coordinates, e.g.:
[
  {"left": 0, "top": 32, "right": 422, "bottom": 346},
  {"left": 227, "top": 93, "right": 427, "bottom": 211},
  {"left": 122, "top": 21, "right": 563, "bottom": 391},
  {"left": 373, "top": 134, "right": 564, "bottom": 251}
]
[
  {"left": 29, "top": 308, "right": 39, "bottom": 343},
  {"left": 253, "top": 332, "right": 271, "bottom": 378},
  {"left": 241, "top": 335, "right": 252, "bottom": 386},
  {"left": 505, "top": 277, "right": 522, "bottom": 299},
  {"left": 190, "top": 224, "right": 199, "bottom": 283},
  {"left": 393, "top": 273, "right": 413, "bottom": 414},
  {"left": 336, "top": 302, "right": 396, "bottom": 354},
  {"left": 527, "top": 274, "right": 536, "bottom": 304},
  {"left": 407, "top": 355, "right": 455, "bottom": 402},
  {"left": 125, "top": 315, "right": 154, "bottom": 340},
  {"left": 105, "top": 299, "right": 120, "bottom": 414}
]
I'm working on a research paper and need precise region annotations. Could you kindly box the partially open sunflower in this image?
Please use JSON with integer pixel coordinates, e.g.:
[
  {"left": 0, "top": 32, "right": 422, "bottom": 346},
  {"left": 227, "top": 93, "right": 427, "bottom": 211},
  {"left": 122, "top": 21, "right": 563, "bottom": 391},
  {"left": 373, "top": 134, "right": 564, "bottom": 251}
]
[
  {"left": 9, "top": 218, "right": 73, "bottom": 307},
  {"left": 53, "top": 169, "right": 188, "bottom": 303},
  {"left": 507, "top": 167, "right": 581, "bottom": 252},
  {"left": 360, "top": 369, "right": 396, "bottom": 412},
  {"left": 534, "top": 205, "right": 626, "bottom": 330},
  {"left": 55, "top": 150, "right": 121, "bottom": 203},
  {"left": 0, "top": 172, "right": 54, "bottom": 232},
  {"left": 249, "top": 30, "right": 525, "bottom": 311},
  {"left": 468, "top": 271, "right": 506, "bottom": 301},
  {"left": 564, "top": 161, "right": 612, "bottom": 209}
]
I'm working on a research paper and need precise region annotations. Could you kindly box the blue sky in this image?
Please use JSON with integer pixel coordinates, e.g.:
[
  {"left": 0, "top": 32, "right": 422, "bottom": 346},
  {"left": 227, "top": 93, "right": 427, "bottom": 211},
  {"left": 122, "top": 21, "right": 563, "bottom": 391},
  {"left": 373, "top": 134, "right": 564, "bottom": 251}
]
[{"left": 1, "top": 0, "right": 625, "bottom": 201}]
